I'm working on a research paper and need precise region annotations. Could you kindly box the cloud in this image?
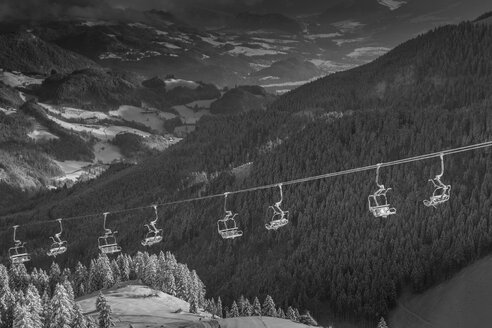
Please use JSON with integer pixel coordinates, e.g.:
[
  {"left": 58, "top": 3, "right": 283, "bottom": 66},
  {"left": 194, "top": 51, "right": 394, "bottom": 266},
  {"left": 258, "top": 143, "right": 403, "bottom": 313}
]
[
  {"left": 332, "top": 20, "right": 366, "bottom": 33},
  {"left": 377, "top": 0, "right": 407, "bottom": 11},
  {"left": 346, "top": 46, "right": 390, "bottom": 59}
]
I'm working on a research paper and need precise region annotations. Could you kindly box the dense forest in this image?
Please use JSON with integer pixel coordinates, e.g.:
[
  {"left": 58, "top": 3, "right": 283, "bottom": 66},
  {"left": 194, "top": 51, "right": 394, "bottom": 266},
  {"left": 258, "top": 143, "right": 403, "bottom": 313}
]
[{"left": 1, "top": 20, "right": 492, "bottom": 327}]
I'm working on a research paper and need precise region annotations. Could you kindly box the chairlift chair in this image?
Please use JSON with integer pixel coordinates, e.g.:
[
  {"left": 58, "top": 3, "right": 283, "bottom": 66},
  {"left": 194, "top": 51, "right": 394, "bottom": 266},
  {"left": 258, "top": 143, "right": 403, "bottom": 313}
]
[
  {"left": 265, "top": 184, "right": 289, "bottom": 230},
  {"left": 47, "top": 219, "right": 68, "bottom": 258},
  {"left": 98, "top": 212, "right": 122, "bottom": 255},
  {"left": 218, "top": 193, "right": 243, "bottom": 239},
  {"left": 423, "top": 154, "right": 451, "bottom": 207},
  {"left": 141, "top": 205, "right": 163, "bottom": 247},
  {"left": 9, "top": 225, "right": 31, "bottom": 265},
  {"left": 368, "top": 164, "right": 396, "bottom": 218}
]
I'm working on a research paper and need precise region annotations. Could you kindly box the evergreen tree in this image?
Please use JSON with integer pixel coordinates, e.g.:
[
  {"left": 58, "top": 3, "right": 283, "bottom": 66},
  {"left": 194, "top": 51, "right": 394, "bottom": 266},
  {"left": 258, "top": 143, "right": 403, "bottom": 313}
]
[
  {"left": 189, "top": 296, "right": 199, "bottom": 314},
  {"left": 48, "top": 284, "right": 72, "bottom": 328},
  {"left": 71, "top": 304, "right": 88, "bottom": 328},
  {"left": 230, "top": 301, "right": 239, "bottom": 317},
  {"left": 237, "top": 295, "right": 246, "bottom": 316},
  {"left": 294, "top": 308, "right": 301, "bottom": 321},
  {"left": 244, "top": 298, "right": 253, "bottom": 316},
  {"left": 25, "top": 284, "right": 43, "bottom": 328},
  {"left": 252, "top": 297, "right": 261, "bottom": 316},
  {"left": 13, "top": 304, "right": 32, "bottom": 328},
  {"left": 262, "top": 295, "right": 276, "bottom": 317},
  {"left": 216, "top": 297, "right": 223, "bottom": 318},
  {"left": 161, "top": 271, "right": 176, "bottom": 296},
  {"left": 49, "top": 263, "right": 61, "bottom": 295},
  {"left": 377, "top": 317, "right": 388, "bottom": 328},
  {"left": 287, "top": 306, "right": 298, "bottom": 322},
  {"left": 299, "top": 311, "right": 318, "bottom": 326},
  {"left": 96, "top": 293, "right": 114, "bottom": 328},
  {"left": 74, "top": 262, "right": 88, "bottom": 298},
  {"left": 277, "top": 307, "right": 285, "bottom": 319}
]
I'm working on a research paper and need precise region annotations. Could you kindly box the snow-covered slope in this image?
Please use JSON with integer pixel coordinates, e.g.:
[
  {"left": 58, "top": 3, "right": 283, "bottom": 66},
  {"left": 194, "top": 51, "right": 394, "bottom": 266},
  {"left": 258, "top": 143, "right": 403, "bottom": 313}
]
[
  {"left": 220, "top": 317, "right": 310, "bottom": 328},
  {"left": 77, "top": 282, "right": 215, "bottom": 328}
]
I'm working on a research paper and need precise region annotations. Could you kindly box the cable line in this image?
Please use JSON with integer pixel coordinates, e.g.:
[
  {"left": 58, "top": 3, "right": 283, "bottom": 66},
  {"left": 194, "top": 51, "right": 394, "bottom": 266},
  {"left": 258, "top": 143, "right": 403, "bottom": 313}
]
[{"left": 2, "top": 140, "right": 492, "bottom": 228}]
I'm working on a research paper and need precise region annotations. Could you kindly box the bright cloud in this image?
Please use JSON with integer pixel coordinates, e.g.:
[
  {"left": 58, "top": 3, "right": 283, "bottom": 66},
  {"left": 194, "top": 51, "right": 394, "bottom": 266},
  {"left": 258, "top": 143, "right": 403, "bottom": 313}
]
[
  {"left": 332, "top": 20, "right": 365, "bottom": 33},
  {"left": 346, "top": 47, "right": 391, "bottom": 59},
  {"left": 377, "top": 0, "right": 407, "bottom": 11}
]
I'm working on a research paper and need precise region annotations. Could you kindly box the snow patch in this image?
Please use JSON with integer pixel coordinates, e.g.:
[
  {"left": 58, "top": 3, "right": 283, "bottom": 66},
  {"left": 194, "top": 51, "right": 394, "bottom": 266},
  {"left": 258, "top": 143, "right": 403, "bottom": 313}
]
[
  {"left": 165, "top": 79, "right": 199, "bottom": 91},
  {"left": 228, "top": 46, "right": 286, "bottom": 57},
  {"left": 0, "top": 71, "right": 43, "bottom": 88},
  {"left": 347, "top": 47, "right": 391, "bottom": 59}
]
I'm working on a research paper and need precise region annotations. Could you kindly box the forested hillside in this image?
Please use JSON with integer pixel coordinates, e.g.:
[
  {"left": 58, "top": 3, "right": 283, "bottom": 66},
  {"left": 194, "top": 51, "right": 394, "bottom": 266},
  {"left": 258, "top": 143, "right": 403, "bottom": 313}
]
[
  {"left": 271, "top": 21, "right": 492, "bottom": 113},
  {"left": 2, "top": 18, "right": 492, "bottom": 327}
]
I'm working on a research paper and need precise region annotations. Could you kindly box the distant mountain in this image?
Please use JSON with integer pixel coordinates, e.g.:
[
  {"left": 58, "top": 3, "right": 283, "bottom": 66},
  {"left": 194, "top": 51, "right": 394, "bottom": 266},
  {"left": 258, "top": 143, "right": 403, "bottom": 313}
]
[
  {"left": 251, "top": 57, "right": 322, "bottom": 82},
  {"left": 0, "top": 32, "right": 99, "bottom": 74},
  {"left": 271, "top": 21, "right": 492, "bottom": 112},
  {"left": 210, "top": 85, "right": 275, "bottom": 115}
]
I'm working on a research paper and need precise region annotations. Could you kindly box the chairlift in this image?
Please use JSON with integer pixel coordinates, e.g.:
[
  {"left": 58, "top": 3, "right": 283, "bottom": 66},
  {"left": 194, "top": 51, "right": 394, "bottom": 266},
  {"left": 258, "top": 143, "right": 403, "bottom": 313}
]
[
  {"left": 9, "top": 225, "right": 31, "bottom": 265},
  {"left": 47, "top": 219, "right": 68, "bottom": 258},
  {"left": 265, "top": 184, "right": 289, "bottom": 230},
  {"left": 423, "top": 153, "right": 451, "bottom": 207},
  {"left": 217, "top": 193, "right": 243, "bottom": 239},
  {"left": 368, "top": 164, "right": 396, "bottom": 218},
  {"left": 98, "top": 212, "right": 122, "bottom": 255},
  {"left": 141, "top": 205, "right": 163, "bottom": 247}
]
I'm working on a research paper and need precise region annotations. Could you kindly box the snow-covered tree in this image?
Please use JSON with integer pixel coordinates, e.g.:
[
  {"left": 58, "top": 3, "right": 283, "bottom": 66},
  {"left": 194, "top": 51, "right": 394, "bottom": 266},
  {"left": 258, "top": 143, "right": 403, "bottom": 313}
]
[
  {"left": 243, "top": 298, "right": 253, "bottom": 316},
  {"left": 49, "top": 263, "right": 62, "bottom": 294},
  {"left": 299, "top": 310, "right": 318, "bottom": 326},
  {"left": 189, "top": 296, "right": 199, "bottom": 314},
  {"left": 230, "top": 301, "right": 239, "bottom": 317},
  {"left": 277, "top": 307, "right": 286, "bottom": 319},
  {"left": 25, "top": 284, "right": 43, "bottom": 328},
  {"left": 13, "top": 303, "right": 33, "bottom": 328},
  {"left": 74, "top": 262, "right": 88, "bottom": 298},
  {"left": 48, "top": 284, "right": 72, "bottom": 328},
  {"left": 161, "top": 271, "right": 176, "bottom": 296},
  {"left": 377, "top": 317, "right": 388, "bottom": 328},
  {"left": 143, "top": 256, "right": 158, "bottom": 288},
  {"left": 96, "top": 292, "right": 114, "bottom": 328},
  {"left": 71, "top": 304, "right": 88, "bottom": 328},
  {"left": 262, "top": 295, "right": 276, "bottom": 317},
  {"left": 252, "top": 297, "right": 261, "bottom": 316},
  {"left": 287, "top": 306, "right": 298, "bottom": 322},
  {"left": 216, "top": 297, "right": 223, "bottom": 318}
]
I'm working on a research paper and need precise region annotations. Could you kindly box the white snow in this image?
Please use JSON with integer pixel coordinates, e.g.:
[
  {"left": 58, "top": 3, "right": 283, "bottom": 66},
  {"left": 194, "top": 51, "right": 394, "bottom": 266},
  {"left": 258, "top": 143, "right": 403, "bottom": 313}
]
[
  {"left": 309, "top": 59, "right": 354, "bottom": 72},
  {"left": 261, "top": 76, "right": 323, "bottom": 88},
  {"left": 165, "top": 79, "right": 199, "bottom": 91},
  {"left": 94, "top": 141, "right": 122, "bottom": 163},
  {"left": 200, "top": 35, "right": 223, "bottom": 47},
  {"left": 27, "top": 129, "right": 59, "bottom": 141},
  {"left": 154, "top": 41, "right": 181, "bottom": 49},
  {"left": 259, "top": 76, "right": 280, "bottom": 81},
  {"left": 305, "top": 33, "right": 342, "bottom": 40},
  {"left": 0, "top": 107, "right": 16, "bottom": 115},
  {"left": 77, "top": 283, "right": 211, "bottom": 326},
  {"left": 347, "top": 47, "right": 391, "bottom": 59},
  {"left": 0, "top": 71, "right": 43, "bottom": 88},
  {"left": 172, "top": 105, "right": 210, "bottom": 124},
  {"left": 46, "top": 115, "right": 151, "bottom": 141},
  {"left": 109, "top": 105, "right": 166, "bottom": 133},
  {"left": 220, "top": 317, "right": 310, "bottom": 328},
  {"left": 53, "top": 160, "right": 92, "bottom": 182},
  {"left": 39, "top": 103, "right": 109, "bottom": 120},
  {"left": 228, "top": 46, "right": 286, "bottom": 57}
]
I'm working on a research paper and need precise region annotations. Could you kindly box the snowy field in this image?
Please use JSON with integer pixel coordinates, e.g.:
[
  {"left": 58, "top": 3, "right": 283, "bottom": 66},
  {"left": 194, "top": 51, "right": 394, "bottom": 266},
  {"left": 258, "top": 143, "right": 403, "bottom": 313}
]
[
  {"left": 165, "top": 79, "right": 199, "bottom": 91},
  {"left": 77, "top": 283, "right": 214, "bottom": 328},
  {"left": 220, "top": 317, "right": 310, "bottom": 328},
  {"left": 109, "top": 105, "right": 166, "bottom": 133},
  {"left": 172, "top": 105, "right": 210, "bottom": 124},
  {"left": 40, "top": 103, "right": 109, "bottom": 120},
  {"left": 0, "top": 70, "right": 43, "bottom": 88}
]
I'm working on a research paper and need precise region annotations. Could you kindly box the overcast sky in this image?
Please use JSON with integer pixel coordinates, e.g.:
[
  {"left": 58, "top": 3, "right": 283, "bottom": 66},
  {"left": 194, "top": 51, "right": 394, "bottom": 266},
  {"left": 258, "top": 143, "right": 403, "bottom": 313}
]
[{"left": 0, "top": 0, "right": 489, "bottom": 22}]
